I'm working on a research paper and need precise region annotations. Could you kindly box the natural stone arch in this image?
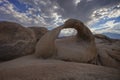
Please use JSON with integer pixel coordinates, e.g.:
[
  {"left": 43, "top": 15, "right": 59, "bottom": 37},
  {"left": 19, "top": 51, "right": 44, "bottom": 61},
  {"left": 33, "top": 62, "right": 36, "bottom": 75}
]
[
  {"left": 63, "top": 19, "right": 94, "bottom": 42},
  {"left": 35, "top": 19, "right": 97, "bottom": 63}
]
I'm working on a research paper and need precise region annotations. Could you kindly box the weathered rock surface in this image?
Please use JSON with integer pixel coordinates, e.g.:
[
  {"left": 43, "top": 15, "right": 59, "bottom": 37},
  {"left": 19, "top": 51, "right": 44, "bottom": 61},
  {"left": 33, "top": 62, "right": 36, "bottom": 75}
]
[
  {"left": 35, "top": 26, "right": 63, "bottom": 58},
  {"left": 95, "top": 34, "right": 120, "bottom": 69},
  {"left": 0, "top": 55, "right": 119, "bottom": 80},
  {"left": 56, "top": 19, "right": 97, "bottom": 63},
  {"left": 29, "top": 27, "right": 48, "bottom": 42},
  {"left": 35, "top": 19, "right": 97, "bottom": 63},
  {"left": 0, "top": 19, "right": 120, "bottom": 80},
  {"left": 35, "top": 19, "right": 120, "bottom": 69},
  {"left": 0, "top": 21, "right": 36, "bottom": 61}
]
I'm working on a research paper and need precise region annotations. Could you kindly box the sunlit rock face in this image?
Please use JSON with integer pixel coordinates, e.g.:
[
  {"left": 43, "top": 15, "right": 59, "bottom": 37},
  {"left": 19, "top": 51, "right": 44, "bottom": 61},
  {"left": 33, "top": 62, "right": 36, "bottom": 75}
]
[
  {"left": 35, "top": 19, "right": 97, "bottom": 63},
  {"left": 29, "top": 27, "right": 48, "bottom": 42},
  {"left": 0, "top": 21, "right": 36, "bottom": 61}
]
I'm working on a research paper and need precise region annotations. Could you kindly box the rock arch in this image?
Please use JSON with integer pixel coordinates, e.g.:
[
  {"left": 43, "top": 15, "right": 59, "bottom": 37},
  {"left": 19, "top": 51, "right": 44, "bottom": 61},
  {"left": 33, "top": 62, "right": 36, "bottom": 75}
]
[{"left": 35, "top": 19, "right": 97, "bottom": 63}]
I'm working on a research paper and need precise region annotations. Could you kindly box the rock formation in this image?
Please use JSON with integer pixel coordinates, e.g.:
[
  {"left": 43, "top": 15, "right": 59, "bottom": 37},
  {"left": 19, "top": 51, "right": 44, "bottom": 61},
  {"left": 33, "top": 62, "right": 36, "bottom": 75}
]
[
  {"left": 0, "top": 21, "right": 36, "bottom": 61},
  {"left": 35, "top": 19, "right": 120, "bottom": 69},
  {"left": 35, "top": 26, "right": 63, "bottom": 58},
  {"left": 0, "top": 19, "right": 120, "bottom": 80},
  {"left": 35, "top": 19, "right": 97, "bottom": 63},
  {"left": 95, "top": 34, "right": 120, "bottom": 69},
  {"left": 0, "top": 55, "right": 119, "bottom": 80},
  {"left": 29, "top": 27, "right": 48, "bottom": 42}
]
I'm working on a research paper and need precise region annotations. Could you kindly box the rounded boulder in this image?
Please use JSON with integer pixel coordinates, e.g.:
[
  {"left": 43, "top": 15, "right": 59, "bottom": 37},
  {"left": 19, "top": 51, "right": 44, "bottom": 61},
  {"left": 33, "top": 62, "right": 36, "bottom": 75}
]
[{"left": 0, "top": 21, "right": 36, "bottom": 61}]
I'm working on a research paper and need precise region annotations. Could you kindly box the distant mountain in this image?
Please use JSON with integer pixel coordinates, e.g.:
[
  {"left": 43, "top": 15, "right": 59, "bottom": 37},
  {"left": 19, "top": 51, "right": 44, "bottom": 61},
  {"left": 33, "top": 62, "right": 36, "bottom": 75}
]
[{"left": 102, "top": 32, "right": 120, "bottom": 39}]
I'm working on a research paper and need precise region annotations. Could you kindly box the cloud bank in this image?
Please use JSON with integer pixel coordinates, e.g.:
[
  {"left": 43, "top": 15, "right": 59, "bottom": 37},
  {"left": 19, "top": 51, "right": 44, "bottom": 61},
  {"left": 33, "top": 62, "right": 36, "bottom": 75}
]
[{"left": 0, "top": 0, "right": 120, "bottom": 37}]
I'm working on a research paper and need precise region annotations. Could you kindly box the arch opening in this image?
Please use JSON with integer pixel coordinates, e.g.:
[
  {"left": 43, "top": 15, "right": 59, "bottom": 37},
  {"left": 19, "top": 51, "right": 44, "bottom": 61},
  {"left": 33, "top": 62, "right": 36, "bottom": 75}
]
[{"left": 58, "top": 28, "right": 77, "bottom": 38}]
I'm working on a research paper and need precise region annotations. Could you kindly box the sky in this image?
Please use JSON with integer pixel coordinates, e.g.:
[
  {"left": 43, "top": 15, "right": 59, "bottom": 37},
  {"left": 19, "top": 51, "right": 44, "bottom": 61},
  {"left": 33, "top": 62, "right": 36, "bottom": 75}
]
[{"left": 0, "top": 0, "right": 120, "bottom": 38}]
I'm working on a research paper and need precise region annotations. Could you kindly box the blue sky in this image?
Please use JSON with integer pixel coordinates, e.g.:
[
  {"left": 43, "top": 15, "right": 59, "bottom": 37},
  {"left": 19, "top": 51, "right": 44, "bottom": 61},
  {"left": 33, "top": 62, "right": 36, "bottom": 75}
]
[
  {"left": 8, "top": 0, "right": 29, "bottom": 12},
  {"left": 0, "top": 0, "right": 120, "bottom": 38}
]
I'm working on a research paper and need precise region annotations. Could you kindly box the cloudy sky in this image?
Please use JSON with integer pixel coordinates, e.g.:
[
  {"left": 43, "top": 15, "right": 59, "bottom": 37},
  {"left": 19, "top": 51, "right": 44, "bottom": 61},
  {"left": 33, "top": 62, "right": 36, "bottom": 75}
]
[{"left": 0, "top": 0, "right": 120, "bottom": 38}]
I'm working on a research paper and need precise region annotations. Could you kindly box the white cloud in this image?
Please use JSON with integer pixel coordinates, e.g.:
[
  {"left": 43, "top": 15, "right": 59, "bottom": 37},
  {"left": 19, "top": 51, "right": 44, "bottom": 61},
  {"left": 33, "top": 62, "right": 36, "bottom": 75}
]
[
  {"left": 53, "top": 5, "right": 58, "bottom": 9},
  {"left": 87, "top": 3, "right": 120, "bottom": 36},
  {"left": 59, "top": 28, "right": 77, "bottom": 37},
  {"left": 50, "top": 12, "right": 67, "bottom": 27},
  {"left": 0, "top": 0, "right": 120, "bottom": 38},
  {"left": 92, "top": 6, "right": 120, "bottom": 19},
  {"left": 108, "top": 9, "right": 120, "bottom": 18},
  {"left": 17, "top": 0, "right": 66, "bottom": 28},
  {"left": 74, "top": 0, "right": 81, "bottom": 6},
  {"left": 88, "top": 3, "right": 120, "bottom": 26},
  {"left": 90, "top": 20, "right": 120, "bottom": 34},
  {"left": 38, "top": 1, "right": 47, "bottom": 5},
  {"left": 0, "top": 0, "right": 48, "bottom": 27}
]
